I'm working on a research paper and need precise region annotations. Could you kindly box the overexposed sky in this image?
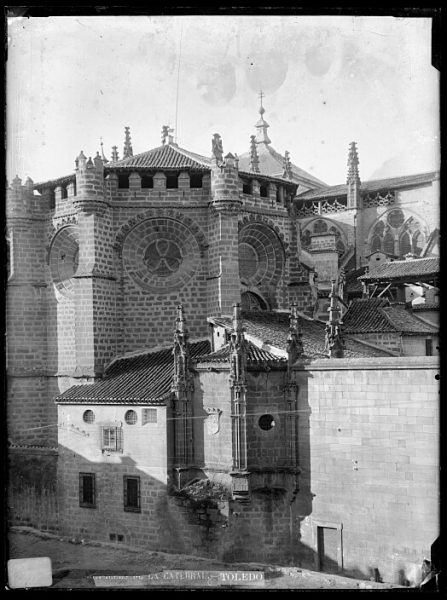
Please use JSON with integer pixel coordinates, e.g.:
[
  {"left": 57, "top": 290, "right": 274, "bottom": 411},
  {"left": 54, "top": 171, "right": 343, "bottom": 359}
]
[{"left": 6, "top": 15, "right": 439, "bottom": 185}]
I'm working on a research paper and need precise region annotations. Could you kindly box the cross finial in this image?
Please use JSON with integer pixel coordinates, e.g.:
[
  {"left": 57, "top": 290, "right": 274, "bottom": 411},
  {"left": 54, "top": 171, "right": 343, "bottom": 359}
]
[{"left": 259, "top": 90, "right": 264, "bottom": 105}]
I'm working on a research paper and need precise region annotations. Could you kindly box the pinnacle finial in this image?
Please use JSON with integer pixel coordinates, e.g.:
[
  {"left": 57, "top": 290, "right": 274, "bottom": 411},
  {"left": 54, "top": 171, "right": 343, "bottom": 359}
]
[
  {"left": 283, "top": 150, "right": 293, "bottom": 179},
  {"left": 212, "top": 133, "right": 224, "bottom": 163},
  {"left": 255, "top": 93, "right": 271, "bottom": 145},
  {"left": 249, "top": 135, "right": 260, "bottom": 173},
  {"left": 161, "top": 125, "right": 174, "bottom": 145},
  {"left": 111, "top": 146, "right": 119, "bottom": 162},
  {"left": 232, "top": 303, "right": 242, "bottom": 333},
  {"left": 123, "top": 126, "right": 133, "bottom": 159},
  {"left": 347, "top": 141, "right": 360, "bottom": 184},
  {"left": 100, "top": 137, "right": 109, "bottom": 163},
  {"left": 287, "top": 302, "right": 304, "bottom": 365},
  {"left": 325, "top": 279, "right": 344, "bottom": 358}
]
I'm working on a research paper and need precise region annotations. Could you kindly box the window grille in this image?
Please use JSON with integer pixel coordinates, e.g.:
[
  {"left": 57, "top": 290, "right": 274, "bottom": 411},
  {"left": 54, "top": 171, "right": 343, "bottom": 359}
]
[
  {"left": 101, "top": 426, "right": 123, "bottom": 452},
  {"left": 142, "top": 408, "right": 157, "bottom": 424}
]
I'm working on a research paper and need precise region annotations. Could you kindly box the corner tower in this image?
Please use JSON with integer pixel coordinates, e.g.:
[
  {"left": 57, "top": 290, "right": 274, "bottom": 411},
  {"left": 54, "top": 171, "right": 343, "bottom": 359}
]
[
  {"left": 207, "top": 134, "right": 242, "bottom": 315},
  {"left": 72, "top": 151, "right": 117, "bottom": 377}
]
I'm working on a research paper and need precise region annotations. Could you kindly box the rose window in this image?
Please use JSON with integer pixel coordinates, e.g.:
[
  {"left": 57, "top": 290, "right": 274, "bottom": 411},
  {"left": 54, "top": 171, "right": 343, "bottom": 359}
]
[{"left": 144, "top": 239, "right": 182, "bottom": 277}]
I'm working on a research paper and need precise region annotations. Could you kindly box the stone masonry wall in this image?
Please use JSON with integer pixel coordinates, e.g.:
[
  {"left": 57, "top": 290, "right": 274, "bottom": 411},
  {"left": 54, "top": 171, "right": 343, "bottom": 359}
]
[{"left": 294, "top": 357, "right": 440, "bottom": 584}]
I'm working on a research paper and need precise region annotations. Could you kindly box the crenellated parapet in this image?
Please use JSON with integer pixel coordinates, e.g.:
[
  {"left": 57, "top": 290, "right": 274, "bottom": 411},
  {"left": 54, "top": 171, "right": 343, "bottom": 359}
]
[
  {"left": 73, "top": 150, "right": 108, "bottom": 215},
  {"left": 6, "top": 175, "right": 46, "bottom": 219}
]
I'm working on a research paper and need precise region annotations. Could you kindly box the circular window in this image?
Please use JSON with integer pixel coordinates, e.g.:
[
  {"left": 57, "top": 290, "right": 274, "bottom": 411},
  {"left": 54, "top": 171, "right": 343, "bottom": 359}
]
[
  {"left": 239, "top": 243, "right": 259, "bottom": 280},
  {"left": 125, "top": 410, "right": 137, "bottom": 425},
  {"left": 258, "top": 414, "right": 276, "bottom": 431},
  {"left": 387, "top": 209, "right": 404, "bottom": 229},
  {"left": 83, "top": 410, "right": 95, "bottom": 424}
]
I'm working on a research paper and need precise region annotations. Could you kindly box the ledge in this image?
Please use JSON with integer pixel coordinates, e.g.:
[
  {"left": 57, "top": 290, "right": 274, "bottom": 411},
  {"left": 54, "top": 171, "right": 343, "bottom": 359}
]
[{"left": 293, "top": 355, "right": 440, "bottom": 371}]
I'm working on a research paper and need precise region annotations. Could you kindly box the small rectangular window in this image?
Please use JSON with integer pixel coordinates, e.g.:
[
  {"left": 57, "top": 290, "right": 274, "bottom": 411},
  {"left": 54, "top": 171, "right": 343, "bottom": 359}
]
[
  {"left": 142, "top": 408, "right": 157, "bottom": 425},
  {"left": 166, "top": 174, "right": 178, "bottom": 189},
  {"left": 190, "top": 174, "right": 203, "bottom": 189},
  {"left": 118, "top": 174, "right": 129, "bottom": 189},
  {"left": 79, "top": 473, "right": 96, "bottom": 508},
  {"left": 425, "top": 338, "right": 433, "bottom": 356},
  {"left": 101, "top": 426, "right": 123, "bottom": 452},
  {"left": 242, "top": 181, "right": 251, "bottom": 194},
  {"left": 124, "top": 476, "right": 140, "bottom": 512}
]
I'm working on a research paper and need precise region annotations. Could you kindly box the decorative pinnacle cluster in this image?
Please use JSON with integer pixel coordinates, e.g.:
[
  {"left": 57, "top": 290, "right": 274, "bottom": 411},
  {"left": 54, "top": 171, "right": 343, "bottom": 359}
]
[
  {"left": 249, "top": 135, "right": 260, "bottom": 173},
  {"left": 123, "top": 126, "right": 133, "bottom": 159},
  {"left": 347, "top": 141, "right": 360, "bottom": 184}
]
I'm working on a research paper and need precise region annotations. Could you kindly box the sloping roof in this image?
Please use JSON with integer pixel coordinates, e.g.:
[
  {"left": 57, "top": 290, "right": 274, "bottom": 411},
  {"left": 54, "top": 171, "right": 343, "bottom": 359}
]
[
  {"left": 196, "top": 339, "right": 287, "bottom": 368},
  {"left": 296, "top": 171, "right": 439, "bottom": 201},
  {"left": 359, "top": 257, "right": 439, "bottom": 282},
  {"left": 209, "top": 311, "right": 389, "bottom": 359},
  {"left": 238, "top": 143, "right": 327, "bottom": 189},
  {"left": 34, "top": 173, "right": 76, "bottom": 191},
  {"left": 107, "top": 143, "right": 211, "bottom": 171},
  {"left": 55, "top": 340, "right": 211, "bottom": 404},
  {"left": 412, "top": 302, "right": 440, "bottom": 312},
  {"left": 342, "top": 298, "right": 438, "bottom": 335}
]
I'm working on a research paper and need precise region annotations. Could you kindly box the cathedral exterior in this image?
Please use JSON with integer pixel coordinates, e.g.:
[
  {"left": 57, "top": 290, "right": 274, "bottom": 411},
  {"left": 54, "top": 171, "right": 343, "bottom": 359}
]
[{"left": 6, "top": 103, "right": 439, "bottom": 584}]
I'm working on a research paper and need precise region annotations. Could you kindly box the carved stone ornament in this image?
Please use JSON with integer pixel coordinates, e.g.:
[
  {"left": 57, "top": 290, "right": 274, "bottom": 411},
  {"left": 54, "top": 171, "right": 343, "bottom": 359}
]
[{"left": 205, "top": 407, "right": 222, "bottom": 435}]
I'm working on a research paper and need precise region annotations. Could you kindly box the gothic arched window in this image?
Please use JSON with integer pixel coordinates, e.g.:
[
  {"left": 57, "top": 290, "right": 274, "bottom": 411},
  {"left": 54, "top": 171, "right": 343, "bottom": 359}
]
[
  {"left": 314, "top": 220, "right": 328, "bottom": 234},
  {"left": 400, "top": 231, "right": 411, "bottom": 256},
  {"left": 383, "top": 232, "right": 395, "bottom": 255},
  {"left": 371, "top": 235, "right": 382, "bottom": 253},
  {"left": 413, "top": 231, "right": 425, "bottom": 256}
]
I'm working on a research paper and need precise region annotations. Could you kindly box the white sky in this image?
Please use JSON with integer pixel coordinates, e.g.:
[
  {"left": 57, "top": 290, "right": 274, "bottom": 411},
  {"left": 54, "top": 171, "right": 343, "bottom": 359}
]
[{"left": 6, "top": 15, "right": 440, "bottom": 186}]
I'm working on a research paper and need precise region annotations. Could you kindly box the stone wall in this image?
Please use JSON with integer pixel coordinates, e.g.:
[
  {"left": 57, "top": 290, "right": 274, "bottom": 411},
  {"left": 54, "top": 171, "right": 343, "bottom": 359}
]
[{"left": 294, "top": 356, "right": 440, "bottom": 584}]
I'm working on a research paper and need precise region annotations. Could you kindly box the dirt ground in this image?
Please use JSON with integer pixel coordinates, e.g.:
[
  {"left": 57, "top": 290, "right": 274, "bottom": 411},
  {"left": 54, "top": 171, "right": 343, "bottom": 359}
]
[{"left": 6, "top": 527, "right": 407, "bottom": 590}]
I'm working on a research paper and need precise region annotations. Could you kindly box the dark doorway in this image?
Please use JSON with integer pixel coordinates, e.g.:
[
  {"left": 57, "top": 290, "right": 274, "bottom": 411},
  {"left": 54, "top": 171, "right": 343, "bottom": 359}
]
[{"left": 317, "top": 526, "right": 339, "bottom": 573}]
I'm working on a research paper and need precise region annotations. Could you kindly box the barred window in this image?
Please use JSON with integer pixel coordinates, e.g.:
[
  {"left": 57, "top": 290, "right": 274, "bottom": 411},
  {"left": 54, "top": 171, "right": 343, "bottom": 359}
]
[
  {"left": 83, "top": 410, "right": 95, "bottom": 424},
  {"left": 124, "top": 476, "right": 141, "bottom": 512},
  {"left": 101, "top": 426, "right": 123, "bottom": 452},
  {"left": 79, "top": 473, "right": 96, "bottom": 508},
  {"left": 125, "top": 410, "right": 137, "bottom": 425},
  {"left": 142, "top": 408, "right": 157, "bottom": 425}
]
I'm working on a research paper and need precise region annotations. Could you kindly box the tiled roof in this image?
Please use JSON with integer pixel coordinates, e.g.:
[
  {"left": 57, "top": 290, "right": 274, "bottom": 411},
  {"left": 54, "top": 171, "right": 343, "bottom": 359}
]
[
  {"left": 55, "top": 340, "right": 211, "bottom": 404},
  {"left": 412, "top": 302, "right": 440, "bottom": 312},
  {"left": 296, "top": 171, "right": 439, "bottom": 201},
  {"left": 342, "top": 298, "right": 438, "bottom": 335},
  {"left": 209, "top": 311, "right": 389, "bottom": 359},
  {"left": 107, "top": 143, "right": 211, "bottom": 171},
  {"left": 359, "top": 257, "right": 439, "bottom": 282},
  {"left": 238, "top": 143, "right": 327, "bottom": 189},
  {"left": 196, "top": 340, "right": 287, "bottom": 367},
  {"left": 34, "top": 173, "right": 76, "bottom": 190}
]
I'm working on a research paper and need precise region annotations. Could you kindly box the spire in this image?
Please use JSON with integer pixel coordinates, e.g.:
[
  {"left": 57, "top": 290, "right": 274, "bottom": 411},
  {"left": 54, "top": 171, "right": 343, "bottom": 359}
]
[
  {"left": 111, "top": 146, "right": 119, "bottom": 162},
  {"left": 123, "top": 126, "right": 133, "bottom": 159},
  {"left": 249, "top": 135, "right": 260, "bottom": 173},
  {"left": 100, "top": 137, "right": 109, "bottom": 163},
  {"left": 283, "top": 150, "right": 293, "bottom": 179},
  {"left": 287, "top": 303, "right": 304, "bottom": 368},
  {"left": 255, "top": 90, "right": 271, "bottom": 145},
  {"left": 347, "top": 141, "right": 360, "bottom": 184},
  {"left": 325, "top": 280, "right": 344, "bottom": 358}
]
